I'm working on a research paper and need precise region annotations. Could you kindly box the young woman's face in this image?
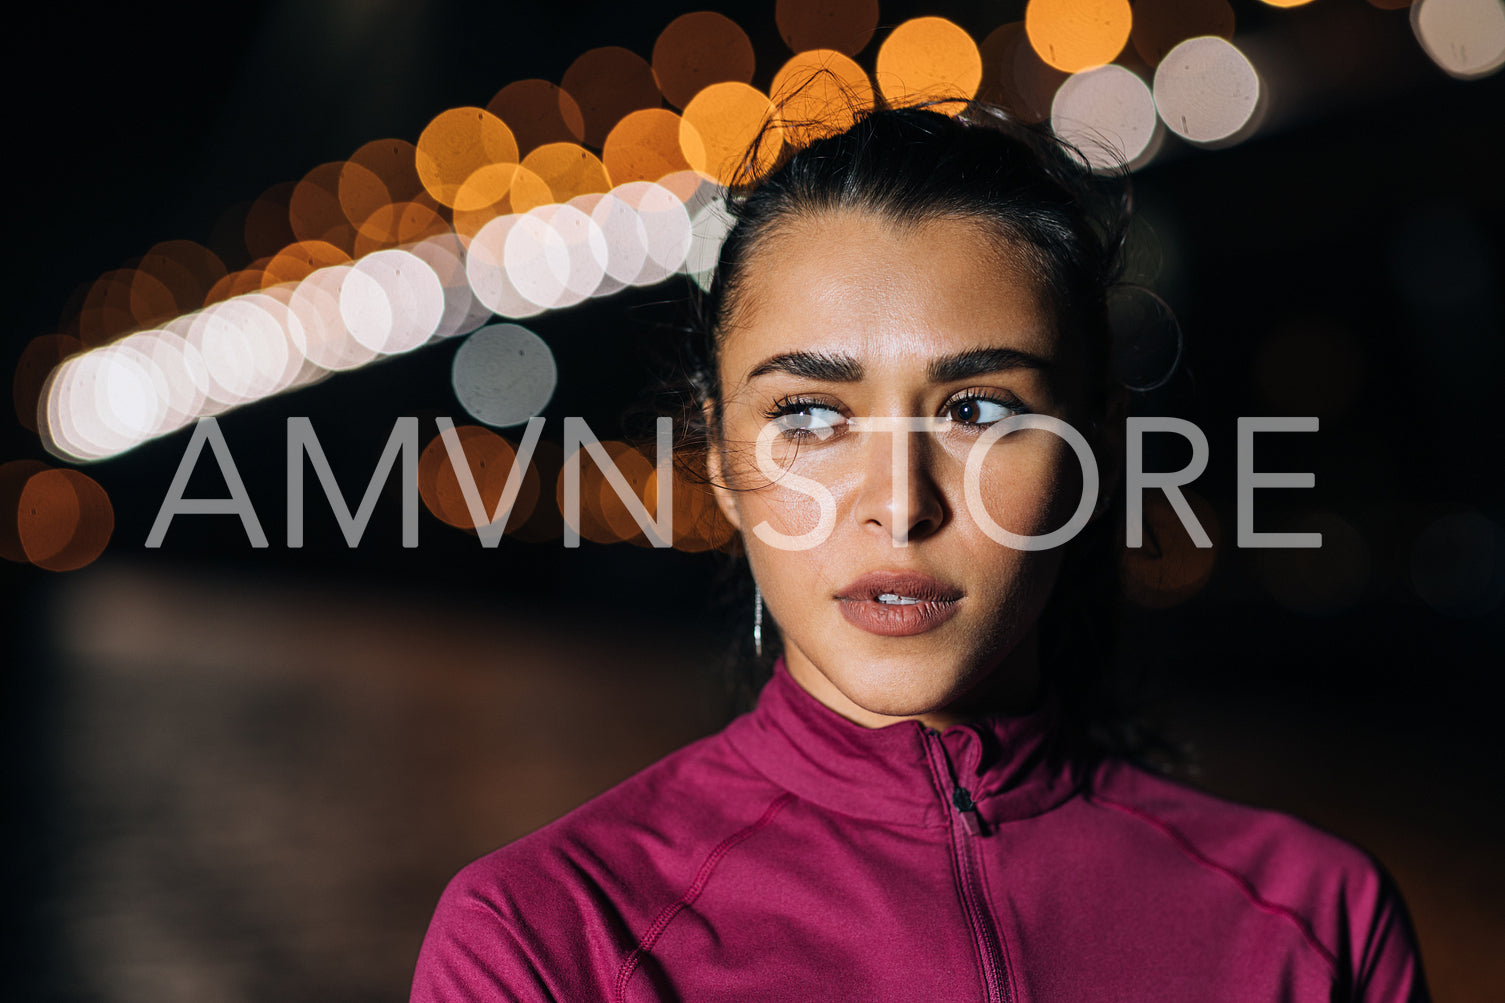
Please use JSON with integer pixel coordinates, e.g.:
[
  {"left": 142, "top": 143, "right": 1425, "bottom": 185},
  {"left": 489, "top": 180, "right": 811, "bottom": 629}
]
[{"left": 711, "top": 211, "right": 1096, "bottom": 729}]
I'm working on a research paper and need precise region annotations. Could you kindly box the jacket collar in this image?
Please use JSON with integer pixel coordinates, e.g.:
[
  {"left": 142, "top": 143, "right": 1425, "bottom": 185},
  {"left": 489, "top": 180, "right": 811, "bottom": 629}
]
[{"left": 725, "top": 658, "right": 1084, "bottom": 829}]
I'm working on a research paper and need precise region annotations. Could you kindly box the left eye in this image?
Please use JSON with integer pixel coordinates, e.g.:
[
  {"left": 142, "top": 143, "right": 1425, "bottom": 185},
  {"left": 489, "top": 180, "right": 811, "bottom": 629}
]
[{"left": 946, "top": 397, "right": 1016, "bottom": 425}]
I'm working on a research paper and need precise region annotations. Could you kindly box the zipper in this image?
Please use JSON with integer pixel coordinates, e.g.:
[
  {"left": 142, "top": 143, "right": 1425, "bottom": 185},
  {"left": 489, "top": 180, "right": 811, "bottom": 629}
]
[{"left": 924, "top": 729, "right": 1011, "bottom": 1003}]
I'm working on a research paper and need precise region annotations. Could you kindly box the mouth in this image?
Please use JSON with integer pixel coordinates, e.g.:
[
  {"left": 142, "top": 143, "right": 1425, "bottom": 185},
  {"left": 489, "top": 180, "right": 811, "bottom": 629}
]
[{"left": 835, "top": 571, "right": 963, "bottom": 637}]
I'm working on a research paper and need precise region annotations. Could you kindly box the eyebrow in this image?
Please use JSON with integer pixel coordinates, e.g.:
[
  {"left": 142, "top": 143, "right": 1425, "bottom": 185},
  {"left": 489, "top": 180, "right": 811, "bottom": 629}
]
[{"left": 745, "top": 346, "right": 1051, "bottom": 384}]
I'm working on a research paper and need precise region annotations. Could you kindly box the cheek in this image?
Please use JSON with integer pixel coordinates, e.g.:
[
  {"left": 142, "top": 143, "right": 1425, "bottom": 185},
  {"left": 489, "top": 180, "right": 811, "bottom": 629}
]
[{"left": 956, "top": 435, "right": 1084, "bottom": 539}]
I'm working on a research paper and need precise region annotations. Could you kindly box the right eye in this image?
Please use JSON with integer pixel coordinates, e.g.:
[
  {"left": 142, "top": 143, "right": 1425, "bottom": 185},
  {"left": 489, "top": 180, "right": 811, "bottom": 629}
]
[{"left": 764, "top": 400, "right": 846, "bottom": 439}]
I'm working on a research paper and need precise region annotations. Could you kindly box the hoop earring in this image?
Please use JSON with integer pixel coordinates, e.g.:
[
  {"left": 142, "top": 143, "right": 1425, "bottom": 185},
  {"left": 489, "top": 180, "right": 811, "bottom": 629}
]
[{"left": 753, "top": 585, "right": 764, "bottom": 657}]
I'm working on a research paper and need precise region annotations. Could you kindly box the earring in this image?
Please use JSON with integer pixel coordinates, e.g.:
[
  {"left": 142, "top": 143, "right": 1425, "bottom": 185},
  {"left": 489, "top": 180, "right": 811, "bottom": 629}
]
[{"left": 753, "top": 585, "right": 764, "bottom": 657}]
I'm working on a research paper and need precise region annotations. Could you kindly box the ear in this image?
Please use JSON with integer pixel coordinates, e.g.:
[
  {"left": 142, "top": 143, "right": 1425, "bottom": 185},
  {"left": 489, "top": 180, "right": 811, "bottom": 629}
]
[
  {"left": 703, "top": 399, "right": 742, "bottom": 531},
  {"left": 1090, "top": 386, "right": 1128, "bottom": 523}
]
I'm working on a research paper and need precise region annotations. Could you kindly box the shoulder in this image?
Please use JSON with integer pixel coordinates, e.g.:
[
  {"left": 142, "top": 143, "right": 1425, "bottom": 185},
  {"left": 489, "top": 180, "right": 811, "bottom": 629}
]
[
  {"left": 411, "top": 728, "right": 791, "bottom": 1002},
  {"left": 1083, "top": 758, "right": 1427, "bottom": 1000}
]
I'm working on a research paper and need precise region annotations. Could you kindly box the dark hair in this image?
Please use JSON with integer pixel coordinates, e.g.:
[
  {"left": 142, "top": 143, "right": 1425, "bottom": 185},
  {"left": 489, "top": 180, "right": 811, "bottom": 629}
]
[{"left": 655, "top": 101, "right": 1178, "bottom": 774}]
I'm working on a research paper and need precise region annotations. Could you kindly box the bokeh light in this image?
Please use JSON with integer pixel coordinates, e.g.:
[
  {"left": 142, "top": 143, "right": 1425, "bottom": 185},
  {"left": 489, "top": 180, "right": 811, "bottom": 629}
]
[
  {"left": 262, "top": 240, "right": 350, "bottom": 287},
  {"left": 450, "top": 323, "right": 557, "bottom": 427},
  {"left": 1122, "top": 490, "right": 1219, "bottom": 607},
  {"left": 519, "top": 143, "right": 612, "bottom": 203},
  {"left": 135, "top": 240, "right": 227, "bottom": 317},
  {"left": 344, "top": 139, "right": 428, "bottom": 219},
  {"left": 486, "top": 79, "right": 587, "bottom": 154},
  {"left": 771, "top": 49, "right": 874, "bottom": 145},
  {"left": 1411, "top": 509, "right": 1505, "bottom": 616},
  {"left": 450, "top": 163, "right": 553, "bottom": 240},
  {"left": 1411, "top": 0, "right": 1505, "bottom": 79},
  {"left": 16, "top": 467, "right": 114, "bottom": 571},
  {"left": 244, "top": 181, "right": 299, "bottom": 261},
  {"left": 604, "top": 108, "right": 700, "bottom": 186},
  {"left": 1050, "top": 64, "right": 1159, "bottom": 170},
  {"left": 416, "top": 107, "right": 520, "bottom": 209},
  {"left": 352, "top": 200, "right": 449, "bottom": 257},
  {"left": 596, "top": 442, "right": 657, "bottom": 546},
  {"left": 680, "top": 82, "right": 781, "bottom": 185},
  {"left": 978, "top": 22, "right": 1071, "bottom": 123},
  {"left": 77, "top": 269, "right": 138, "bottom": 348},
  {"left": 1108, "top": 285, "right": 1182, "bottom": 391},
  {"left": 875, "top": 16, "right": 983, "bottom": 110},
  {"left": 611, "top": 181, "right": 694, "bottom": 285},
  {"left": 290, "top": 162, "right": 355, "bottom": 251},
  {"left": 685, "top": 198, "right": 735, "bottom": 293},
  {"left": 407, "top": 234, "right": 492, "bottom": 342},
  {"left": 562, "top": 47, "right": 664, "bottom": 148},
  {"left": 1130, "top": 0, "right": 1236, "bottom": 67},
  {"left": 776, "top": 0, "right": 879, "bottom": 56},
  {"left": 652, "top": 11, "right": 757, "bottom": 110},
  {"left": 643, "top": 462, "right": 738, "bottom": 552},
  {"left": 1024, "top": 0, "right": 1134, "bottom": 74},
  {"left": 1256, "top": 512, "right": 1371, "bottom": 615},
  {"left": 419, "top": 424, "right": 538, "bottom": 534},
  {"left": 2, "top": 460, "right": 50, "bottom": 562},
  {"left": 1153, "top": 35, "right": 1261, "bottom": 143},
  {"left": 340, "top": 249, "right": 445, "bottom": 355},
  {"left": 14, "top": 334, "right": 81, "bottom": 432}
]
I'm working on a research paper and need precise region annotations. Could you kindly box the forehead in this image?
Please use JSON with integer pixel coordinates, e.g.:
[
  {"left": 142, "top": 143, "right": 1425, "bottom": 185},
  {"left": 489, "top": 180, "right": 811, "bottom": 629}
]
[{"left": 719, "top": 211, "right": 1059, "bottom": 380}]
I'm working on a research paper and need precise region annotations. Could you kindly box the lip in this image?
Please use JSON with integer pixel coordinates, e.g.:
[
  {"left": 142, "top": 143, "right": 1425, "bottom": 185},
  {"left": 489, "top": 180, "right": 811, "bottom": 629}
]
[{"left": 835, "top": 571, "right": 964, "bottom": 638}]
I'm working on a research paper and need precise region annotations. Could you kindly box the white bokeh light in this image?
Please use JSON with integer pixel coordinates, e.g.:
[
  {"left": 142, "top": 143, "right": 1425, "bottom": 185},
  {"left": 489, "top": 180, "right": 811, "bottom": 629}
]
[{"left": 1154, "top": 36, "right": 1261, "bottom": 144}]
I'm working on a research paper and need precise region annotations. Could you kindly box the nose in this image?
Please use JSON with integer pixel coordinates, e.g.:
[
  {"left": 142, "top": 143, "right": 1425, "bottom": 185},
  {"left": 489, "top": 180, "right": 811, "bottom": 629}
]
[{"left": 851, "top": 417, "right": 946, "bottom": 546}]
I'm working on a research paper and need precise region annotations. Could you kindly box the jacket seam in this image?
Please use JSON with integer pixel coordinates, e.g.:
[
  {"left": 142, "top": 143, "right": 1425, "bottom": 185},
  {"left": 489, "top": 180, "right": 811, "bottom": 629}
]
[
  {"left": 612, "top": 791, "right": 796, "bottom": 1002},
  {"left": 1090, "top": 792, "right": 1340, "bottom": 980}
]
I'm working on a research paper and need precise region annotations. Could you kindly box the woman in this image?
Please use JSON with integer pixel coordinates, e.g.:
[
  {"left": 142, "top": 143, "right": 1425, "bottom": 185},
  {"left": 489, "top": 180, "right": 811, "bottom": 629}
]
[{"left": 410, "top": 105, "right": 1428, "bottom": 1001}]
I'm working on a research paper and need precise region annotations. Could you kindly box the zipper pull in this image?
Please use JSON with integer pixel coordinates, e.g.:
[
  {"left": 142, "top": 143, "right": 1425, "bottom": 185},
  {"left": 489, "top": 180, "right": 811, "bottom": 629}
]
[{"left": 952, "top": 785, "right": 985, "bottom": 836}]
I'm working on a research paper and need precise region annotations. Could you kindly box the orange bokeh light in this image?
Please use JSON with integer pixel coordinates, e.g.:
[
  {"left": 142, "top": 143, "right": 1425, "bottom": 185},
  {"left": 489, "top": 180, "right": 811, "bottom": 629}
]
[
  {"left": 352, "top": 201, "right": 450, "bottom": 257},
  {"left": 652, "top": 11, "right": 757, "bottom": 111},
  {"left": 556, "top": 441, "right": 644, "bottom": 545},
  {"left": 419, "top": 426, "right": 539, "bottom": 534},
  {"left": 135, "top": 240, "right": 227, "bottom": 317},
  {"left": 1130, "top": 0, "right": 1235, "bottom": 67},
  {"left": 245, "top": 181, "right": 299, "bottom": 261},
  {"left": 771, "top": 49, "right": 875, "bottom": 146},
  {"left": 978, "top": 21, "right": 1069, "bottom": 124},
  {"left": 875, "top": 16, "right": 984, "bottom": 111},
  {"left": 486, "top": 79, "right": 587, "bottom": 155},
  {"left": 345, "top": 138, "right": 428, "bottom": 212},
  {"left": 680, "top": 82, "right": 781, "bottom": 186},
  {"left": 521, "top": 143, "right": 612, "bottom": 203},
  {"left": 290, "top": 161, "right": 357, "bottom": 252},
  {"left": 262, "top": 240, "right": 351, "bottom": 287},
  {"left": 596, "top": 444, "right": 657, "bottom": 546},
  {"left": 449, "top": 164, "right": 553, "bottom": 241},
  {"left": 17, "top": 467, "right": 114, "bottom": 572},
  {"left": 203, "top": 262, "right": 271, "bottom": 306},
  {"left": 416, "top": 107, "right": 520, "bottom": 209},
  {"left": 775, "top": 0, "right": 880, "bottom": 57},
  {"left": 1, "top": 460, "right": 50, "bottom": 562},
  {"left": 1122, "top": 491, "right": 1219, "bottom": 608},
  {"left": 643, "top": 464, "right": 738, "bottom": 552},
  {"left": 13, "top": 334, "right": 81, "bottom": 432},
  {"left": 1025, "top": 0, "right": 1134, "bottom": 73},
  {"left": 562, "top": 47, "right": 664, "bottom": 148},
  {"left": 77, "top": 270, "right": 137, "bottom": 348},
  {"left": 603, "top": 108, "right": 699, "bottom": 187}
]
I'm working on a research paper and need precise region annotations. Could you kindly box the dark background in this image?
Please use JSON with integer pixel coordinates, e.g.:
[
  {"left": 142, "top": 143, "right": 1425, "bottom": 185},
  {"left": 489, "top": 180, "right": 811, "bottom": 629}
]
[{"left": 4, "top": 1, "right": 1503, "bottom": 1000}]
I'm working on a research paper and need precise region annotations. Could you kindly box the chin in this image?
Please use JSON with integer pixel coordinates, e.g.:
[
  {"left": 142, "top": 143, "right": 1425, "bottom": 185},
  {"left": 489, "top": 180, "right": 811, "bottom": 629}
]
[{"left": 835, "top": 661, "right": 974, "bottom": 720}]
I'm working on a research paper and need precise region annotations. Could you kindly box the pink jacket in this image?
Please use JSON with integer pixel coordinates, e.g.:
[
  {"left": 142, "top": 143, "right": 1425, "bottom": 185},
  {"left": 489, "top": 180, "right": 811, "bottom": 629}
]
[{"left": 410, "top": 660, "right": 1428, "bottom": 1001}]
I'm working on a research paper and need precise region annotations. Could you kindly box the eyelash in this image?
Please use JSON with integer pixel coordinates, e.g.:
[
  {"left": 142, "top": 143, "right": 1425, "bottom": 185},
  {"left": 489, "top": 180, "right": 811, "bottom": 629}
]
[{"left": 761, "top": 390, "right": 1031, "bottom": 440}]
